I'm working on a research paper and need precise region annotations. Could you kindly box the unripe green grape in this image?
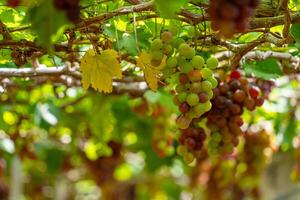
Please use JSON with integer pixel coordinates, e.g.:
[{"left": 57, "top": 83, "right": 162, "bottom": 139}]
[
  {"left": 190, "top": 82, "right": 202, "bottom": 93},
  {"left": 177, "top": 145, "right": 188, "bottom": 156},
  {"left": 186, "top": 93, "right": 199, "bottom": 106},
  {"left": 172, "top": 38, "right": 185, "bottom": 49},
  {"left": 206, "top": 57, "right": 219, "bottom": 69},
  {"left": 176, "top": 114, "right": 192, "bottom": 129},
  {"left": 191, "top": 55, "right": 205, "bottom": 69},
  {"left": 178, "top": 43, "right": 195, "bottom": 59},
  {"left": 207, "top": 76, "right": 218, "bottom": 88},
  {"left": 177, "top": 56, "right": 186, "bottom": 66},
  {"left": 211, "top": 132, "right": 222, "bottom": 142},
  {"left": 166, "top": 146, "right": 175, "bottom": 155},
  {"left": 151, "top": 38, "right": 163, "bottom": 50},
  {"left": 184, "top": 83, "right": 191, "bottom": 90},
  {"left": 201, "top": 80, "right": 212, "bottom": 92},
  {"left": 179, "top": 62, "right": 193, "bottom": 73},
  {"left": 184, "top": 152, "right": 195, "bottom": 164},
  {"left": 203, "top": 101, "right": 212, "bottom": 111},
  {"left": 208, "top": 139, "right": 218, "bottom": 148},
  {"left": 201, "top": 68, "right": 213, "bottom": 79},
  {"left": 177, "top": 91, "right": 188, "bottom": 102},
  {"left": 175, "top": 84, "right": 185, "bottom": 92},
  {"left": 167, "top": 56, "right": 177, "bottom": 68},
  {"left": 151, "top": 51, "right": 164, "bottom": 61},
  {"left": 191, "top": 105, "right": 204, "bottom": 117},
  {"left": 161, "top": 31, "right": 173, "bottom": 44},
  {"left": 207, "top": 90, "right": 214, "bottom": 99}
]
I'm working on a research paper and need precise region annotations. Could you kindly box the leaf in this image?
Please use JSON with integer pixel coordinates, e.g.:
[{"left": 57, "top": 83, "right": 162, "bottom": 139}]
[
  {"left": 80, "top": 49, "right": 122, "bottom": 93},
  {"left": 27, "top": 0, "right": 69, "bottom": 48},
  {"left": 154, "top": 0, "right": 188, "bottom": 19},
  {"left": 137, "top": 52, "right": 166, "bottom": 91},
  {"left": 291, "top": 23, "right": 300, "bottom": 48},
  {"left": 243, "top": 58, "right": 283, "bottom": 80}
]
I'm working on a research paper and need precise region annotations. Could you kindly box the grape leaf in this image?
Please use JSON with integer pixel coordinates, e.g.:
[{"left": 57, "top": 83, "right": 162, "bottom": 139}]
[
  {"left": 80, "top": 49, "right": 122, "bottom": 93},
  {"left": 27, "top": 0, "right": 69, "bottom": 48},
  {"left": 154, "top": 0, "right": 188, "bottom": 19},
  {"left": 291, "top": 23, "right": 300, "bottom": 49},
  {"left": 243, "top": 58, "right": 283, "bottom": 80},
  {"left": 137, "top": 52, "right": 166, "bottom": 91}
]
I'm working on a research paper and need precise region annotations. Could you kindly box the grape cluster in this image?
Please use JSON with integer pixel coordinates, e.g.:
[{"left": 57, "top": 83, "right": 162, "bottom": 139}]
[
  {"left": 150, "top": 31, "right": 174, "bottom": 67},
  {"left": 53, "top": 0, "right": 80, "bottom": 23},
  {"left": 208, "top": 0, "right": 260, "bottom": 37},
  {"left": 173, "top": 52, "right": 219, "bottom": 130},
  {"left": 206, "top": 70, "right": 264, "bottom": 155},
  {"left": 177, "top": 126, "right": 206, "bottom": 163},
  {"left": 236, "top": 129, "right": 272, "bottom": 196}
]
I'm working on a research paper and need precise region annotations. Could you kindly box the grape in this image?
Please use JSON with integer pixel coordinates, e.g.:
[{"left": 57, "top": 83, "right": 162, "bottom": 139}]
[
  {"left": 161, "top": 31, "right": 173, "bottom": 44},
  {"left": 179, "top": 73, "right": 189, "bottom": 84},
  {"left": 249, "top": 87, "right": 259, "bottom": 99},
  {"left": 179, "top": 62, "right": 193, "bottom": 73},
  {"left": 177, "top": 145, "right": 188, "bottom": 156},
  {"left": 167, "top": 57, "right": 177, "bottom": 68},
  {"left": 178, "top": 92, "right": 188, "bottom": 102},
  {"left": 206, "top": 57, "right": 219, "bottom": 69},
  {"left": 190, "top": 82, "right": 202, "bottom": 93},
  {"left": 172, "top": 38, "right": 185, "bottom": 49},
  {"left": 169, "top": 24, "right": 179, "bottom": 35},
  {"left": 151, "top": 38, "right": 163, "bottom": 50},
  {"left": 176, "top": 114, "right": 192, "bottom": 129},
  {"left": 191, "top": 55, "right": 205, "bottom": 69},
  {"left": 151, "top": 51, "right": 164, "bottom": 61},
  {"left": 230, "top": 70, "right": 241, "bottom": 80},
  {"left": 188, "top": 70, "right": 202, "bottom": 82},
  {"left": 163, "top": 44, "right": 173, "bottom": 55},
  {"left": 201, "top": 81, "right": 213, "bottom": 92},
  {"left": 201, "top": 68, "right": 213, "bottom": 79},
  {"left": 186, "top": 93, "right": 199, "bottom": 106},
  {"left": 233, "top": 89, "right": 246, "bottom": 103},
  {"left": 211, "top": 132, "right": 222, "bottom": 142},
  {"left": 255, "top": 97, "right": 264, "bottom": 106},
  {"left": 178, "top": 43, "right": 195, "bottom": 59},
  {"left": 179, "top": 102, "right": 190, "bottom": 113},
  {"left": 207, "top": 90, "right": 214, "bottom": 99},
  {"left": 184, "top": 152, "right": 195, "bottom": 164},
  {"left": 198, "top": 92, "right": 209, "bottom": 103},
  {"left": 244, "top": 98, "right": 255, "bottom": 111},
  {"left": 207, "top": 76, "right": 218, "bottom": 88},
  {"left": 175, "top": 84, "right": 185, "bottom": 92},
  {"left": 173, "top": 96, "right": 181, "bottom": 106}
]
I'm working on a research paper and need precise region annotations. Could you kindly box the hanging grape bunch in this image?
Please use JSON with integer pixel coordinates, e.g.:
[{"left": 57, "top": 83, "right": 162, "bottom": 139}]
[
  {"left": 208, "top": 0, "right": 260, "bottom": 37},
  {"left": 174, "top": 51, "right": 219, "bottom": 130},
  {"left": 206, "top": 70, "right": 265, "bottom": 155}
]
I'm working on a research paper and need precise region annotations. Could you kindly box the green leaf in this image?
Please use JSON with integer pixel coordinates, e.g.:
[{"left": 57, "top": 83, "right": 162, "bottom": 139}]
[
  {"left": 243, "top": 58, "right": 283, "bottom": 80},
  {"left": 291, "top": 23, "right": 300, "bottom": 48},
  {"left": 27, "top": 0, "right": 69, "bottom": 48},
  {"left": 154, "top": 0, "right": 188, "bottom": 19}
]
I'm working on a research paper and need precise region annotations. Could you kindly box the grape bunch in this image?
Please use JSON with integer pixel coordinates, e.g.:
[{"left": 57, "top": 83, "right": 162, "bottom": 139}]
[
  {"left": 150, "top": 31, "right": 174, "bottom": 67},
  {"left": 173, "top": 49, "right": 219, "bottom": 130},
  {"left": 177, "top": 126, "right": 206, "bottom": 163},
  {"left": 206, "top": 70, "right": 265, "bottom": 155},
  {"left": 236, "top": 129, "right": 272, "bottom": 196},
  {"left": 53, "top": 0, "right": 81, "bottom": 23},
  {"left": 208, "top": 0, "right": 260, "bottom": 37}
]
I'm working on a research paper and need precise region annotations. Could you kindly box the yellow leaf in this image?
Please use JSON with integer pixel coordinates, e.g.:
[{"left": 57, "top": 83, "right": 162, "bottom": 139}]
[
  {"left": 80, "top": 49, "right": 122, "bottom": 93},
  {"left": 137, "top": 52, "right": 166, "bottom": 91}
]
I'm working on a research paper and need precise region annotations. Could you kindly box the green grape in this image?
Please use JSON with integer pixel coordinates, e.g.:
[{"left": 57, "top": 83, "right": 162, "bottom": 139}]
[
  {"left": 177, "top": 91, "right": 188, "bottom": 102},
  {"left": 211, "top": 132, "right": 222, "bottom": 142},
  {"left": 208, "top": 139, "right": 218, "bottom": 148},
  {"left": 191, "top": 55, "right": 205, "bottom": 69},
  {"left": 177, "top": 56, "right": 186, "bottom": 66},
  {"left": 206, "top": 57, "right": 219, "bottom": 69},
  {"left": 177, "top": 145, "right": 187, "bottom": 156},
  {"left": 151, "top": 51, "right": 164, "bottom": 61},
  {"left": 184, "top": 83, "right": 191, "bottom": 90},
  {"left": 178, "top": 43, "right": 195, "bottom": 59},
  {"left": 163, "top": 44, "right": 173, "bottom": 55},
  {"left": 207, "top": 76, "right": 218, "bottom": 88},
  {"left": 184, "top": 152, "right": 195, "bottom": 164},
  {"left": 207, "top": 90, "right": 214, "bottom": 99},
  {"left": 179, "top": 62, "right": 193, "bottom": 73},
  {"left": 203, "top": 101, "right": 212, "bottom": 111},
  {"left": 176, "top": 114, "right": 192, "bottom": 129},
  {"left": 167, "top": 56, "right": 178, "bottom": 68},
  {"left": 186, "top": 93, "right": 199, "bottom": 106},
  {"left": 151, "top": 38, "right": 163, "bottom": 50},
  {"left": 175, "top": 84, "right": 185, "bottom": 92},
  {"left": 172, "top": 38, "right": 185, "bottom": 49},
  {"left": 190, "top": 105, "right": 204, "bottom": 117},
  {"left": 190, "top": 82, "right": 202, "bottom": 93},
  {"left": 201, "top": 81, "right": 212, "bottom": 92},
  {"left": 161, "top": 31, "right": 173, "bottom": 44},
  {"left": 201, "top": 68, "right": 213, "bottom": 79},
  {"left": 187, "top": 26, "right": 197, "bottom": 37},
  {"left": 166, "top": 146, "right": 175, "bottom": 155}
]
